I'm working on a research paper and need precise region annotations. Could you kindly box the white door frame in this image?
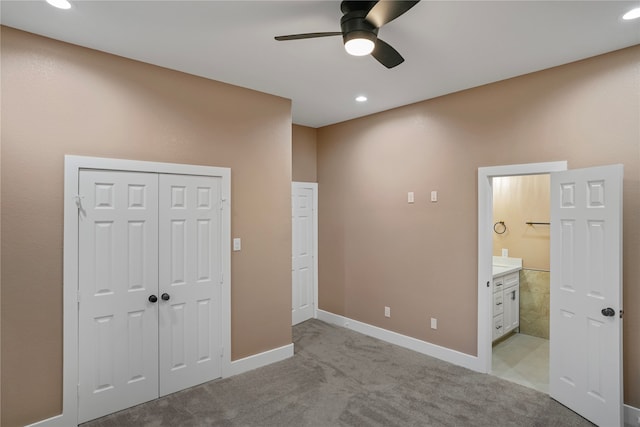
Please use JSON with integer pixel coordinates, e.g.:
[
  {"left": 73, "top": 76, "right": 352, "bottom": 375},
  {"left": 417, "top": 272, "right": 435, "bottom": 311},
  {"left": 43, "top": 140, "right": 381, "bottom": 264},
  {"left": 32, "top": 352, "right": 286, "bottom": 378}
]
[
  {"left": 477, "top": 161, "right": 567, "bottom": 373},
  {"left": 28, "top": 155, "right": 231, "bottom": 427},
  {"left": 291, "top": 182, "right": 318, "bottom": 323}
]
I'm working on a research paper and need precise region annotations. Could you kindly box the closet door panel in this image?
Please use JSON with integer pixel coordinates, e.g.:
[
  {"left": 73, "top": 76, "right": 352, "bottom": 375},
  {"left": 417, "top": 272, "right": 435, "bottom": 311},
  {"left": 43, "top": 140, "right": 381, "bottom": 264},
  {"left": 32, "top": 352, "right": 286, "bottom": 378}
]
[
  {"left": 158, "top": 174, "right": 222, "bottom": 396},
  {"left": 78, "top": 170, "right": 159, "bottom": 423}
]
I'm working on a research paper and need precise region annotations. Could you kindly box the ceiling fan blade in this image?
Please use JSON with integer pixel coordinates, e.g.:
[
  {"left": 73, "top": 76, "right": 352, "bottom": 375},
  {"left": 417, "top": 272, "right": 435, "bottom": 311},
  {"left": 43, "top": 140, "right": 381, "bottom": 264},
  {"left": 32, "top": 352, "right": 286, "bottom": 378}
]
[
  {"left": 365, "top": 0, "right": 420, "bottom": 28},
  {"left": 371, "top": 38, "right": 404, "bottom": 69},
  {"left": 275, "top": 32, "right": 342, "bottom": 41}
]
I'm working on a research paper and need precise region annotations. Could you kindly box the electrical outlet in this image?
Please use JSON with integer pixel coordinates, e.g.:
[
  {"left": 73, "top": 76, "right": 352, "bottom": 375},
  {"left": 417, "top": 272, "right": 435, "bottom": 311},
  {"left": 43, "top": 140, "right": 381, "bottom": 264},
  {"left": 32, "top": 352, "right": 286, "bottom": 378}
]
[
  {"left": 501, "top": 248, "right": 508, "bottom": 257},
  {"left": 431, "top": 317, "right": 438, "bottom": 329},
  {"left": 384, "top": 306, "right": 391, "bottom": 318}
]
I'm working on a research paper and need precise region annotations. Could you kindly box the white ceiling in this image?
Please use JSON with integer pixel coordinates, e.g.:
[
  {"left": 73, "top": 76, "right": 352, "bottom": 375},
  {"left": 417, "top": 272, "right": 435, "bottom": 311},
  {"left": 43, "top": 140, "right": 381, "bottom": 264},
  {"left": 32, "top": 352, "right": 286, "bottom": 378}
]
[{"left": 2, "top": 1, "right": 639, "bottom": 128}]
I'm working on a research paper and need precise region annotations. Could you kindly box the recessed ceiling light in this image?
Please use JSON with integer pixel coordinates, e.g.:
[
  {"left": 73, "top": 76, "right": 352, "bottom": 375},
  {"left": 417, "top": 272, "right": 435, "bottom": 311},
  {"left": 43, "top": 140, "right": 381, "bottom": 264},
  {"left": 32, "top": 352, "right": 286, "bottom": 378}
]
[
  {"left": 355, "top": 95, "right": 368, "bottom": 102},
  {"left": 623, "top": 7, "right": 640, "bottom": 20},
  {"left": 46, "top": 0, "right": 71, "bottom": 10}
]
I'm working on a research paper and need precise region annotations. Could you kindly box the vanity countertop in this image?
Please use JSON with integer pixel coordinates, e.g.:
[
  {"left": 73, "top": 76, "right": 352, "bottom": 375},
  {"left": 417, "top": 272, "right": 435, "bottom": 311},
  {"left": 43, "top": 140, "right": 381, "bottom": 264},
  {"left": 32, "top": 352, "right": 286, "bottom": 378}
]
[{"left": 492, "top": 256, "right": 523, "bottom": 278}]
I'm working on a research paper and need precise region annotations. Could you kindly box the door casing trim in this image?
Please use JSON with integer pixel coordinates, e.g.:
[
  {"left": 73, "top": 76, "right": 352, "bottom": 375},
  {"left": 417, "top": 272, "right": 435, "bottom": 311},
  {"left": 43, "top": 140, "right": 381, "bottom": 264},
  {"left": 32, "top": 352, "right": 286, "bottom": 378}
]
[{"left": 476, "top": 161, "right": 567, "bottom": 373}]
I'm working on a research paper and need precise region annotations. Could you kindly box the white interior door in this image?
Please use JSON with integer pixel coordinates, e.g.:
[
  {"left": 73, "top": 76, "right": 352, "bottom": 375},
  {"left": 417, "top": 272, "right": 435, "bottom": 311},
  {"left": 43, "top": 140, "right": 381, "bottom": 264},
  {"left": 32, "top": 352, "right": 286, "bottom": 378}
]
[
  {"left": 78, "top": 170, "right": 159, "bottom": 423},
  {"left": 292, "top": 183, "right": 317, "bottom": 325},
  {"left": 549, "top": 164, "right": 623, "bottom": 426},
  {"left": 158, "top": 174, "right": 222, "bottom": 396}
]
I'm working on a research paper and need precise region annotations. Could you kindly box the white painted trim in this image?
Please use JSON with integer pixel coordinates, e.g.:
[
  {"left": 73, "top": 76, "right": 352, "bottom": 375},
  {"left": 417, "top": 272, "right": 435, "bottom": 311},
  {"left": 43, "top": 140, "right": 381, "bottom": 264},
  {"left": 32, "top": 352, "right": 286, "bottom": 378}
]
[
  {"left": 27, "top": 156, "right": 232, "bottom": 427},
  {"left": 292, "top": 182, "right": 319, "bottom": 323},
  {"left": 476, "top": 161, "right": 567, "bottom": 375},
  {"left": 316, "top": 309, "right": 482, "bottom": 372},
  {"left": 227, "top": 343, "right": 294, "bottom": 377},
  {"left": 625, "top": 404, "right": 640, "bottom": 426}
]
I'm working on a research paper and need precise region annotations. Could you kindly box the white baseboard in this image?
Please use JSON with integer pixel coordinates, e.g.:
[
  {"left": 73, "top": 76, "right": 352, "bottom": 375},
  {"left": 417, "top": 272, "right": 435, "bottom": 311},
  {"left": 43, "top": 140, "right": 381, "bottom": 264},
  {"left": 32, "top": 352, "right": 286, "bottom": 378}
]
[
  {"left": 626, "top": 404, "right": 640, "bottom": 426},
  {"left": 226, "top": 343, "right": 294, "bottom": 378},
  {"left": 316, "top": 309, "right": 482, "bottom": 372},
  {"left": 24, "top": 414, "right": 66, "bottom": 427}
]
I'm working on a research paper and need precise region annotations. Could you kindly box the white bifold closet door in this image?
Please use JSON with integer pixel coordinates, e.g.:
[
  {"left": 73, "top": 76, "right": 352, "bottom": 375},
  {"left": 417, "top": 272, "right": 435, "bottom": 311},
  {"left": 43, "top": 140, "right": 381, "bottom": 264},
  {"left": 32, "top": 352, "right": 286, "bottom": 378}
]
[{"left": 78, "top": 170, "right": 222, "bottom": 423}]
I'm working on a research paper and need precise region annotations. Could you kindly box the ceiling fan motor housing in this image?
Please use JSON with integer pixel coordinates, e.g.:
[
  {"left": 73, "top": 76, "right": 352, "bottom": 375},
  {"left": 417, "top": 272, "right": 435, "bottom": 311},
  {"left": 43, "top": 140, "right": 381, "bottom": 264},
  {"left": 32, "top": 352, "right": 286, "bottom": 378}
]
[{"left": 340, "top": 10, "right": 378, "bottom": 46}]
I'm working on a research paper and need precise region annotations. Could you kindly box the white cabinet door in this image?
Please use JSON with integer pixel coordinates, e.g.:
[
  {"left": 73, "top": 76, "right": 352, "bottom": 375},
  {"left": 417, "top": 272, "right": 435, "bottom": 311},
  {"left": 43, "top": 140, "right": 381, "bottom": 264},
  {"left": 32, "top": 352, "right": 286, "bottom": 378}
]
[
  {"left": 549, "top": 164, "right": 623, "bottom": 426},
  {"left": 292, "top": 183, "right": 316, "bottom": 325},
  {"left": 78, "top": 171, "right": 159, "bottom": 423},
  {"left": 503, "top": 285, "right": 519, "bottom": 333},
  {"left": 158, "top": 174, "right": 222, "bottom": 396}
]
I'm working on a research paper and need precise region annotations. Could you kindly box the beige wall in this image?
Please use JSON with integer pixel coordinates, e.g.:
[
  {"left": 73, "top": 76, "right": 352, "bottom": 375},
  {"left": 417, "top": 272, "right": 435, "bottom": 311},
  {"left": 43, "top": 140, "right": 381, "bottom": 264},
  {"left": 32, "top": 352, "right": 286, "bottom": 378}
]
[
  {"left": 317, "top": 46, "right": 640, "bottom": 407},
  {"left": 1, "top": 27, "right": 292, "bottom": 427},
  {"left": 292, "top": 124, "right": 317, "bottom": 182},
  {"left": 493, "top": 174, "right": 550, "bottom": 270}
]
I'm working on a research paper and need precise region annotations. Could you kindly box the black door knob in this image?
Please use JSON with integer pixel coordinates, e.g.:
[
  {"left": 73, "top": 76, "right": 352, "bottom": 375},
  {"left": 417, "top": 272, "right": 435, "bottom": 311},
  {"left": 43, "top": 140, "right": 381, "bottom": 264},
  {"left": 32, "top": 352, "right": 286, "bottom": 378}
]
[
  {"left": 148, "top": 295, "right": 158, "bottom": 303},
  {"left": 601, "top": 307, "right": 615, "bottom": 317},
  {"left": 161, "top": 293, "right": 170, "bottom": 301}
]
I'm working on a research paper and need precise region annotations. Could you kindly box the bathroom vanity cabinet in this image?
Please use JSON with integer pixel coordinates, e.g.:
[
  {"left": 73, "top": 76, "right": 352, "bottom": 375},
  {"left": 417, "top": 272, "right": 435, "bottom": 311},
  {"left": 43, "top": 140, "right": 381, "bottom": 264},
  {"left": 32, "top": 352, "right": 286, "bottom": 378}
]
[{"left": 492, "top": 270, "right": 520, "bottom": 341}]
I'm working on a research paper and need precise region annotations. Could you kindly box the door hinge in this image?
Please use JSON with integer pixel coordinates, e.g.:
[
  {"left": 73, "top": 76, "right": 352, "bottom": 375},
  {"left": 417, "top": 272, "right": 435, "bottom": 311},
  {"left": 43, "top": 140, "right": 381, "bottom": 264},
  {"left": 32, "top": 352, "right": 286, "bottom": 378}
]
[
  {"left": 219, "top": 347, "right": 224, "bottom": 358},
  {"left": 77, "top": 290, "right": 81, "bottom": 304},
  {"left": 74, "top": 194, "right": 84, "bottom": 209},
  {"left": 220, "top": 197, "right": 227, "bottom": 211},
  {"left": 620, "top": 309, "right": 624, "bottom": 319}
]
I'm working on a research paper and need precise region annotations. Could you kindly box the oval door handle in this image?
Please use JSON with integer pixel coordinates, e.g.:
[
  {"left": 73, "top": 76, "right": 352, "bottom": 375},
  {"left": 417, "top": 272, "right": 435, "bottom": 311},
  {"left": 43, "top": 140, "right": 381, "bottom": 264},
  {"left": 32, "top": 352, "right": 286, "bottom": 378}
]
[
  {"left": 601, "top": 307, "right": 615, "bottom": 317},
  {"left": 148, "top": 295, "right": 158, "bottom": 303},
  {"left": 161, "top": 293, "right": 170, "bottom": 301}
]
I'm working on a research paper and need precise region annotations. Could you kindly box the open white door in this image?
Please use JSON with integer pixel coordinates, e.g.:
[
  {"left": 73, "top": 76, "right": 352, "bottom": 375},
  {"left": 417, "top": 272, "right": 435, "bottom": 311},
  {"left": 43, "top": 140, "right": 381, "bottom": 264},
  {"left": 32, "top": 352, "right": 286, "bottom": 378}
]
[{"left": 550, "top": 164, "right": 623, "bottom": 426}]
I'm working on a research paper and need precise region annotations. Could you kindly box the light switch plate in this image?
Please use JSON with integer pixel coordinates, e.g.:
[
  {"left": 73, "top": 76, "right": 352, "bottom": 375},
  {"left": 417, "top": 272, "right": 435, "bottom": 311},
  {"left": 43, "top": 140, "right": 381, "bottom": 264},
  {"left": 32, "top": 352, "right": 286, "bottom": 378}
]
[
  {"left": 431, "top": 318, "right": 438, "bottom": 329},
  {"left": 430, "top": 191, "right": 438, "bottom": 202},
  {"left": 408, "top": 192, "right": 414, "bottom": 203},
  {"left": 233, "top": 238, "right": 241, "bottom": 251}
]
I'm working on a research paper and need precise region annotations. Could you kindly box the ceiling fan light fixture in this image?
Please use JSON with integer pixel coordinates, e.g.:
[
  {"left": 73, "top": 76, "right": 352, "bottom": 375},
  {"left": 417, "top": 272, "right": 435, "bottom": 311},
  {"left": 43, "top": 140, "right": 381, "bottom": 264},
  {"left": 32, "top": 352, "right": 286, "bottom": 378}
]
[
  {"left": 622, "top": 7, "right": 640, "bottom": 20},
  {"left": 46, "top": 0, "right": 71, "bottom": 9},
  {"left": 344, "top": 31, "right": 375, "bottom": 56}
]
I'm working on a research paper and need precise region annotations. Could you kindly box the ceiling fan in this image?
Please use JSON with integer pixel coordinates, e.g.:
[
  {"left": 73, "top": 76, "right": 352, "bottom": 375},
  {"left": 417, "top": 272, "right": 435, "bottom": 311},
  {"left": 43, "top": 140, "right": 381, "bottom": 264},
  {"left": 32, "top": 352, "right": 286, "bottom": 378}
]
[{"left": 275, "top": 1, "right": 420, "bottom": 69}]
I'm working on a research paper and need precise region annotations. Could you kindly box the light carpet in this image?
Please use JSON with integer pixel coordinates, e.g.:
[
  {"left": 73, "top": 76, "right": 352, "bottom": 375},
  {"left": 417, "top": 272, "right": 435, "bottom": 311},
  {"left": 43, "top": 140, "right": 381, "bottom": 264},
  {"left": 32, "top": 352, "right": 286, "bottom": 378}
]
[{"left": 82, "top": 319, "right": 593, "bottom": 426}]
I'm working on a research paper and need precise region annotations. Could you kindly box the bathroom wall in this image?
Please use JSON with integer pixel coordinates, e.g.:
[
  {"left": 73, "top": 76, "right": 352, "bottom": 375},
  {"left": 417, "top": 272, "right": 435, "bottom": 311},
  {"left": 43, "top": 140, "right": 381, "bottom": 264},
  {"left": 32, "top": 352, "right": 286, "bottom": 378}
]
[
  {"left": 519, "top": 270, "right": 550, "bottom": 339},
  {"left": 492, "top": 174, "right": 550, "bottom": 270},
  {"left": 493, "top": 174, "right": 550, "bottom": 339}
]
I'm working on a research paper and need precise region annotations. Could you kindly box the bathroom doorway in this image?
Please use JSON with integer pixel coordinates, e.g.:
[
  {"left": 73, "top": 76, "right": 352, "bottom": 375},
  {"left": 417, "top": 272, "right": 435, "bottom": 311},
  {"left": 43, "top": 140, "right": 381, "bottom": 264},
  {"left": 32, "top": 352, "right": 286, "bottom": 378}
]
[
  {"left": 477, "top": 161, "right": 624, "bottom": 426},
  {"left": 490, "top": 174, "right": 551, "bottom": 393}
]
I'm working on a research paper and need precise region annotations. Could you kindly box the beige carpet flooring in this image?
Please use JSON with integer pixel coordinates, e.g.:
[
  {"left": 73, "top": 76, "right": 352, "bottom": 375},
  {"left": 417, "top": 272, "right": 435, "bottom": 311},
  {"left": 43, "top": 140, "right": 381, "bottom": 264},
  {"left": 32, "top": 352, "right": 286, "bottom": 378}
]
[{"left": 82, "top": 319, "right": 594, "bottom": 427}]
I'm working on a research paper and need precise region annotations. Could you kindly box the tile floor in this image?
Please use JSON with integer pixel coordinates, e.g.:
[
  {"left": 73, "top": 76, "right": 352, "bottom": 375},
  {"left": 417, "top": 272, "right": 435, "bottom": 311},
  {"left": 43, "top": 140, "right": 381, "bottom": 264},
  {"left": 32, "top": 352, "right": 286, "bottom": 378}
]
[{"left": 492, "top": 332, "right": 549, "bottom": 394}]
